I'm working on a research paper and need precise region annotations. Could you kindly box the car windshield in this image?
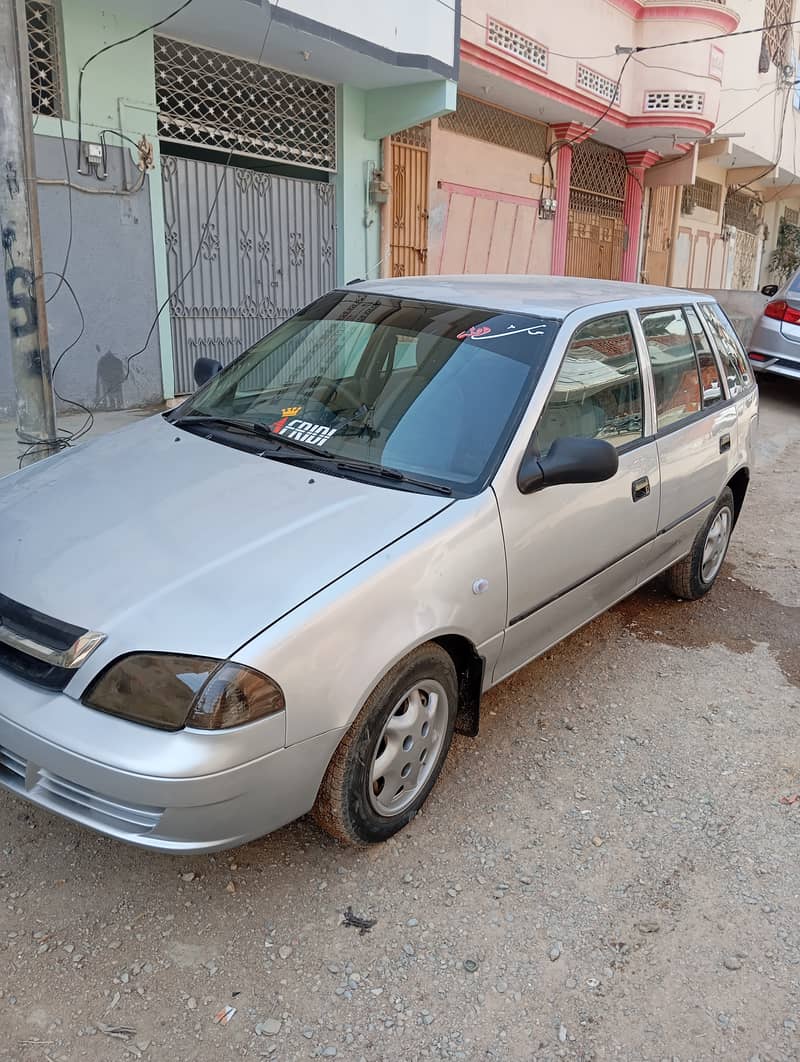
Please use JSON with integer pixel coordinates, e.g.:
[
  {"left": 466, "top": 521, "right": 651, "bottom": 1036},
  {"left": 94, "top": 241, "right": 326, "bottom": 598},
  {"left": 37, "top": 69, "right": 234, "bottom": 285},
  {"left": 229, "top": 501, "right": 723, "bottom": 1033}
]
[{"left": 179, "top": 290, "right": 559, "bottom": 494}]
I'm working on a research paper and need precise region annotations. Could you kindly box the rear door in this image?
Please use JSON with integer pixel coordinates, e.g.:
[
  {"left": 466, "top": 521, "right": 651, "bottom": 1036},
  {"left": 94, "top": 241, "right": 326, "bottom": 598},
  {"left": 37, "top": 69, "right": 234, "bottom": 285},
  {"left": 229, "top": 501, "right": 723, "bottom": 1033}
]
[
  {"left": 494, "top": 310, "right": 660, "bottom": 682},
  {"left": 635, "top": 304, "right": 737, "bottom": 573}
]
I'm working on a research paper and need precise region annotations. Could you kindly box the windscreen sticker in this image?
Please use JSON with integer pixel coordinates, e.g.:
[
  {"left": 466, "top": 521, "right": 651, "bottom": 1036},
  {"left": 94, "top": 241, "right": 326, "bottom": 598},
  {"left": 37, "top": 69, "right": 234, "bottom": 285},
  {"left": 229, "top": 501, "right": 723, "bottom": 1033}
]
[
  {"left": 271, "top": 405, "right": 303, "bottom": 433},
  {"left": 279, "top": 419, "right": 338, "bottom": 447},
  {"left": 457, "top": 322, "right": 548, "bottom": 341}
]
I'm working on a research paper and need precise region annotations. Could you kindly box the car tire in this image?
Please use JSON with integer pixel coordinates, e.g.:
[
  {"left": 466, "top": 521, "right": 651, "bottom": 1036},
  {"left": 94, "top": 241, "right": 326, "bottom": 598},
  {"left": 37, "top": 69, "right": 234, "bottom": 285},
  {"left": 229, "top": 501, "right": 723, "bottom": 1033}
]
[
  {"left": 313, "top": 644, "right": 458, "bottom": 844},
  {"left": 665, "top": 487, "right": 735, "bottom": 601}
]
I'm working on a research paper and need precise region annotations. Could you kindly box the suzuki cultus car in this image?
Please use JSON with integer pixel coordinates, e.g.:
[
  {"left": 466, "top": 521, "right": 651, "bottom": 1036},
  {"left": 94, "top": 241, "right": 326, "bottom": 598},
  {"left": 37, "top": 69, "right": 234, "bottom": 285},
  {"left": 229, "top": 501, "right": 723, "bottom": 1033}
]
[{"left": 0, "top": 277, "right": 757, "bottom": 851}]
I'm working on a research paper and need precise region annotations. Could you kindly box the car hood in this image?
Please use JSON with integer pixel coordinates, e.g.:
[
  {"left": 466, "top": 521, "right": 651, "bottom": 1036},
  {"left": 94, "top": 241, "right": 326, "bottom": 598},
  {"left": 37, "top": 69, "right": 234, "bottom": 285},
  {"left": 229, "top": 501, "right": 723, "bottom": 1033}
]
[{"left": 0, "top": 415, "right": 452, "bottom": 669}]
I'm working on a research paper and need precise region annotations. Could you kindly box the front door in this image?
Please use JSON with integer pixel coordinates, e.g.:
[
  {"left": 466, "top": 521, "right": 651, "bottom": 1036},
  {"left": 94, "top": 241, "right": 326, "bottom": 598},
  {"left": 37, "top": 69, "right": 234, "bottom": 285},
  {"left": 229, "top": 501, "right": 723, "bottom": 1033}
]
[
  {"left": 161, "top": 154, "right": 336, "bottom": 394},
  {"left": 643, "top": 186, "right": 676, "bottom": 286},
  {"left": 390, "top": 126, "right": 430, "bottom": 277},
  {"left": 565, "top": 140, "right": 627, "bottom": 280},
  {"left": 495, "top": 310, "right": 661, "bottom": 683}
]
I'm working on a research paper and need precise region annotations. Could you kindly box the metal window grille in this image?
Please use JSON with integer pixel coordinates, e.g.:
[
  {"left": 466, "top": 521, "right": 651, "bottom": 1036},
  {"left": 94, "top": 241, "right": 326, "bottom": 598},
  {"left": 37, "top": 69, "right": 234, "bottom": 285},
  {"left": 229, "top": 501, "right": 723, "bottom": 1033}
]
[
  {"left": 26, "top": 0, "right": 61, "bottom": 117},
  {"left": 391, "top": 125, "right": 429, "bottom": 148},
  {"left": 724, "top": 190, "right": 763, "bottom": 235},
  {"left": 438, "top": 94, "right": 548, "bottom": 159},
  {"left": 487, "top": 18, "right": 547, "bottom": 70},
  {"left": 682, "top": 178, "right": 722, "bottom": 214},
  {"left": 784, "top": 206, "right": 799, "bottom": 225},
  {"left": 154, "top": 35, "right": 336, "bottom": 171},
  {"left": 569, "top": 139, "right": 627, "bottom": 203},
  {"left": 576, "top": 65, "right": 620, "bottom": 103},
  {"left": 763, "top": 0, "right": 791, "bottom": 68},
  {"left": 644, "top": 90, "right": 704, "bottom": 113}
]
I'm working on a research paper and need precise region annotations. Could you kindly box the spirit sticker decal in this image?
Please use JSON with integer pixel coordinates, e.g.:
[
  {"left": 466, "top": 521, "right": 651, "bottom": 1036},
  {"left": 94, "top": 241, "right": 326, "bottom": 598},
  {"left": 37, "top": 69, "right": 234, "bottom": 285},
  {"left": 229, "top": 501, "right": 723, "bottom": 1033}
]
[
  {"left": 278, "top": 418, "right": 338, "bottom": 447},
  {"left": 457, "top": 322, "right": 548, "bottom": 341}
]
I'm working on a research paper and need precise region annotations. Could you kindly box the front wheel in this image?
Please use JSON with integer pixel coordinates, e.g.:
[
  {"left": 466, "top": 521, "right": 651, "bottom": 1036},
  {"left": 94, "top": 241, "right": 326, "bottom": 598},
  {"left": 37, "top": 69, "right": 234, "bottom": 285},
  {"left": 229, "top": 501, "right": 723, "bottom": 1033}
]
[
  {"left": 665, "top": 487, "right": 735, "bottom": 600},
  {"left": 313, "top": 644, "right": 457, "bottom": 844}
]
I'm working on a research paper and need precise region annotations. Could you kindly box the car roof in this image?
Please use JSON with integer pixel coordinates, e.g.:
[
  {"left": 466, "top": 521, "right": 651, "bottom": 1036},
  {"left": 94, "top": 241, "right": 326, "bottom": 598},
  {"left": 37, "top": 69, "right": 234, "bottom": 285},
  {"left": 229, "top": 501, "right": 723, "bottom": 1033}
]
[{"left": 343, "top": 275, "right": 715, "bottom": 318}]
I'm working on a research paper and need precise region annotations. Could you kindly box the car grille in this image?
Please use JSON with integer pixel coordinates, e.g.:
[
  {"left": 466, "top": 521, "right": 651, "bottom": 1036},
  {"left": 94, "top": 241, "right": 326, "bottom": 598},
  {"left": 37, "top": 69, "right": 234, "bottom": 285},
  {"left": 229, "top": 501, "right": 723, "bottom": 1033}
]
[
  {"left": 0, "top": 743, "right": 163, "bottom": 834},
  {"left": 0, "top": 591, "right": 88, "bottom": 691}
]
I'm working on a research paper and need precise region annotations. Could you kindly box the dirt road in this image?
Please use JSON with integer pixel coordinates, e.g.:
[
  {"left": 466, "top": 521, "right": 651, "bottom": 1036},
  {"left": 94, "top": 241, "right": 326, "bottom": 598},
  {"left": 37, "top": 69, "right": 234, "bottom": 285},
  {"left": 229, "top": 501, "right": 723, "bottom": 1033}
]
[{"left": 1, "top": 379, "right": 798, "bottom": 1062}]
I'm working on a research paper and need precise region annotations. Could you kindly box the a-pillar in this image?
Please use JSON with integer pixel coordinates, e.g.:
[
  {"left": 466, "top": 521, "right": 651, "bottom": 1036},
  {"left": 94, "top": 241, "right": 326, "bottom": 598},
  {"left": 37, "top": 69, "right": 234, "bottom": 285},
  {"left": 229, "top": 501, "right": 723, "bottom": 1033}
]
[
  {"left": 550, "top": 123, "right": 594, "bottom": 276},
  {"left": 622, "top": 150, "right": 661, "bottom": 283}
]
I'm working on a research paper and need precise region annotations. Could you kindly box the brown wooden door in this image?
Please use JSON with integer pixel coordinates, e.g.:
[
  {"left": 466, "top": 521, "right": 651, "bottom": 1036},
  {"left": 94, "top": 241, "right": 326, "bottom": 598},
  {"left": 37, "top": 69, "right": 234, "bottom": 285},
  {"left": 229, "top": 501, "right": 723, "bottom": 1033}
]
[
  {"left": 642, "top": 186, "right": 675, "bottom": 286},
  {"left": 565, "top": 197, "right": 625, "bottom": 281},
  {"left": 565, "top": 141, "right": 626, "bottom": 280},
  {"left": 390, "top": 127, "right": 429, "bottom": 276}
]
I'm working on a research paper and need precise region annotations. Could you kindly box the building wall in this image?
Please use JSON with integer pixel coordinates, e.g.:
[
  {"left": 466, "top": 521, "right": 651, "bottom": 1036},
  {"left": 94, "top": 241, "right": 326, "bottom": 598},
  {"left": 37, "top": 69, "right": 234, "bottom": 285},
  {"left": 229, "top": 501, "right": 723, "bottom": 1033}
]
[
  {"left": 427, "top": 121, "right": 551, "bottom": 276},
  {"left": 335, "top": 86, "right": 381, "bottom": 283},
  {"left": 279, "top": 0, "right": 457, "bottom": 70},
  {"left": 0, "top": 137, "right": 164, "bottom": 418},
  {"left": 670, "top": 160, "right": 729, "bottom": 290}
]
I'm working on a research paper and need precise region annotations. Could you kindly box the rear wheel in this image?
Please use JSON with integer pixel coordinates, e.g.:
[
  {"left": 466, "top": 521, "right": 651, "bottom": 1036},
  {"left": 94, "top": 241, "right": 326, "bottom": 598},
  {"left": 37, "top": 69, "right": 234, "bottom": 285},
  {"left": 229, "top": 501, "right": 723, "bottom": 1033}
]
[
  {"left": 313, "top": 644, "right": 457, "bottom": 844},
  {"left": 665, "top": 487, "right": 734, "bottom": 600}
]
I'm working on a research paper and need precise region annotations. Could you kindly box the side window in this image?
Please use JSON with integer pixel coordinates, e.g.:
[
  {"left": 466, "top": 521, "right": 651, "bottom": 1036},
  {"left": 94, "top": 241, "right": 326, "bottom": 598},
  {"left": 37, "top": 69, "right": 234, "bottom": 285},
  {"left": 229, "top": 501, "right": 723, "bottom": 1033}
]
[
  {"left": 697, "top": 303, "right": 752, "bottom": 395},
  {"left": 684, "top": 305, "right": 723, "bottom": 406},
  {"left": 639, "top": 307, "right": 701, "bottom": 430},
  {"left": 536, "top": 313, "right": 643, "bottom": 454}
]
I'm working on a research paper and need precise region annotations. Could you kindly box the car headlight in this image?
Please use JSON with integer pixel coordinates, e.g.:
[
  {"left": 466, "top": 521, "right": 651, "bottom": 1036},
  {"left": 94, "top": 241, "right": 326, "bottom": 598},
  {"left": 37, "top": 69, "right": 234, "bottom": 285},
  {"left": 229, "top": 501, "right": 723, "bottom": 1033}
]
[{"left": 82, "top": 653, "right": 285, "bottom": 731}]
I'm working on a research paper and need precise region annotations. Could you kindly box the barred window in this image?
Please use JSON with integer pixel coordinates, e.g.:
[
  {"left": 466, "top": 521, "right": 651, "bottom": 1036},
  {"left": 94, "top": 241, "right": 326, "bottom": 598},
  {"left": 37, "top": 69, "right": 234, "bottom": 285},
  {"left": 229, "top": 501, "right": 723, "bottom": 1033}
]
[
  {"left": 26, "top": 0, "right": 61, "bottom": 117},
  {"left": 763, "top": 0, "right": 791, "bottom": 69},
  {"left": 644, "top": 91, "right": 704, "bottom": 113},
  {"left": 487, "top": 18, "right": 547, "bottom": 71},
  {"left": 784, "top": 207, "right": 799, "bottom": 225},
  {"left": 576, "top": 65, "right": 620, "bottom": 104},
  {"left": 438, "top": 94, "right": 547, "bottom": 159},
  {"left": 724, "top": 190, "right": 763, "bottom": 234},
  {"left": 682, "top": 178, "right": 722, "bottom": 214},
  {"left": 154, "top": 36, "right": 336, "bottom": 171}
]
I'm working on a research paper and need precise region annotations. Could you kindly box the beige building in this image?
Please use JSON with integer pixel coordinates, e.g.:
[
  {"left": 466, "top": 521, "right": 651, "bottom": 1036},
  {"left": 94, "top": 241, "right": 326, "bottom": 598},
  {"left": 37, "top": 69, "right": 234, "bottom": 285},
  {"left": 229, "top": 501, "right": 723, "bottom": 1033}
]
[{"left": 380, "top": 0, "right": 800, "bottom": 292}]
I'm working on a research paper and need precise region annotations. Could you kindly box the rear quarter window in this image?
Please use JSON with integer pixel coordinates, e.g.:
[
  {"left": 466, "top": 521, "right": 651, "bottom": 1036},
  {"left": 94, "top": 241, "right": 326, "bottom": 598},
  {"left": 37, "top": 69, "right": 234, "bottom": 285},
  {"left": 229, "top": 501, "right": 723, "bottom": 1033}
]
[{"left": 697, "top": 303, "right": 752, "bottom": 396}]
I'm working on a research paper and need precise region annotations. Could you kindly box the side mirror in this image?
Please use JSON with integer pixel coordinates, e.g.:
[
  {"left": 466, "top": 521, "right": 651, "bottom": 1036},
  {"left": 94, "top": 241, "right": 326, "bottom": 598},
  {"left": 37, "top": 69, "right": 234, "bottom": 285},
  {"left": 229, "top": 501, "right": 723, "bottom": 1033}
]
[
  {"left": 517, "top": 435, "right": 619, "bottom": 495},
  {"left": 761, "top": 284, "right": 779, "bottom": 297},
  {"left": 193, "top": 357, "right": 222, "bottom": 387}
]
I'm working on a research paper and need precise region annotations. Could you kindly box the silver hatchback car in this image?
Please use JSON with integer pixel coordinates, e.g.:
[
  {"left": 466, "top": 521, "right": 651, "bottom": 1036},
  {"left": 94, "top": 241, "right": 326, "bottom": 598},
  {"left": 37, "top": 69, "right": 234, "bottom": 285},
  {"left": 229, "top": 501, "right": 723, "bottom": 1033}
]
[{"left": 0, "top": 277, "right": 757, "bottom": 852}]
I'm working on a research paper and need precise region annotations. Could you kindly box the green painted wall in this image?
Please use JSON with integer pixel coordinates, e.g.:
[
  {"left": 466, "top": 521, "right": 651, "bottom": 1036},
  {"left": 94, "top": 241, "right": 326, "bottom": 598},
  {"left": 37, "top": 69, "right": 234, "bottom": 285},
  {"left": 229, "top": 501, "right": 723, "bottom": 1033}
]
[
  {"left": 58, "top": 0, "right": 157, "bottom": 133},
  {"left": 335, "top": 86, "right": 381, "bottom": 285}
]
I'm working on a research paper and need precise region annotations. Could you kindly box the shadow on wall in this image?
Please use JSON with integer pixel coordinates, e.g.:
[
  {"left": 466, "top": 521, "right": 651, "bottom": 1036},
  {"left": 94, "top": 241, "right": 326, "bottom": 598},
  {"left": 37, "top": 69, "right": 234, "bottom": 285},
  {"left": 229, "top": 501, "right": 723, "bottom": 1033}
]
[
  {"left": 0, "top": 137, "right": 164, "bottom": 418},
  {"left": 95, "top": 346, "right": 126, "bottom": 410}
]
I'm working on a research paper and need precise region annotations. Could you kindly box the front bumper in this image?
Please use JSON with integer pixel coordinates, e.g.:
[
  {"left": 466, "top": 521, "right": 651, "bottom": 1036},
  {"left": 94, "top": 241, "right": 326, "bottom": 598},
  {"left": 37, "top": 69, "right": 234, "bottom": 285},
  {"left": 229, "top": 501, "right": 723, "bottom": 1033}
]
[{"left": 0, "top": 708, "right": 344, "bottom": 853}]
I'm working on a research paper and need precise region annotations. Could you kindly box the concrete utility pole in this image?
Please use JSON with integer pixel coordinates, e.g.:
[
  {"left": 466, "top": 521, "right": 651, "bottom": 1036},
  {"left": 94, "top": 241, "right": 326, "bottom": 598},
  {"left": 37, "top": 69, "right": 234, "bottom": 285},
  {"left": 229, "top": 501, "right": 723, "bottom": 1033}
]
[{"left": 0, "top": 0, "right": 58, "bottom": 464}]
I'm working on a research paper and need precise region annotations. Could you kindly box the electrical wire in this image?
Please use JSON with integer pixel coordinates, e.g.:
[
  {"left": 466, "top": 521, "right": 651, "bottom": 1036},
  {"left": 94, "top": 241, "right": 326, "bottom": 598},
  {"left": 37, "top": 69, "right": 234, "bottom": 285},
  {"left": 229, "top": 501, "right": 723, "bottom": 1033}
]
[
  {"left": 120, "top": 0, "right": 281, "bottom": 384},
  {"left": 431, "top": 0, "right": 800, "bottom": 61},
  {"left": 625, "top": 17, "right": 800, "bottom": 55},
  {"left": 730, "top": 84, "right": 793, "bottom": 194},
  {"left": 17, "top": 272, "right": 93, "bottom": 467},
  {"left": 76, "top": 0, "right": 194, "bottom": 171}
]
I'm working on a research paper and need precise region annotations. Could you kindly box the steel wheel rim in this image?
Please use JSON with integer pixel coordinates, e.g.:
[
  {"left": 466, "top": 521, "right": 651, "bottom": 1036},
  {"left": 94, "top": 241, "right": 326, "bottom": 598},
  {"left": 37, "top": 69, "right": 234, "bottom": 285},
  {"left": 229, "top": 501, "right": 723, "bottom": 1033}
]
[
  {"left": 701, "top": 506, "right": 732, "bottom": 583},
  {"left": 368, "top": 679, "right": 448, "bottom": 817}
]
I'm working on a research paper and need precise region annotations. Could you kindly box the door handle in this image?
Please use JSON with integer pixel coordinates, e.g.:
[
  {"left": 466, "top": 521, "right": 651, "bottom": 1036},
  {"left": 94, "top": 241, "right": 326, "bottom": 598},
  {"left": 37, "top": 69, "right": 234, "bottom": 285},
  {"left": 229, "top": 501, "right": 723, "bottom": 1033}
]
[
  {"left": 632, "top": 476, "right": 650, "bottom": 502},
  {"left": 719, "top": 433, "right": 731, "bottom": 453}
]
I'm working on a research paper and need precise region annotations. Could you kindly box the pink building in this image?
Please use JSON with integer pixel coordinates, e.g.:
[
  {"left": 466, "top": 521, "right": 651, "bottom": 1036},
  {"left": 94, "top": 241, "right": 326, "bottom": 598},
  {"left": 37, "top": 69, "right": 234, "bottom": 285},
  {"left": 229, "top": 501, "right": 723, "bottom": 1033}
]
[{"left": 382, "top": 0, "right": 800, "bottom": 292}]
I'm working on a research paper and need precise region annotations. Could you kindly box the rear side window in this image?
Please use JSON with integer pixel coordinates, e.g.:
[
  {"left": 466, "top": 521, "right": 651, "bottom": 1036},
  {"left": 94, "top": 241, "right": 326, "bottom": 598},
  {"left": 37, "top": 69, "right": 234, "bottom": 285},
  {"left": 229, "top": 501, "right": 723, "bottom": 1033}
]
[
  {"left": 697, "top": 303, "right": 752, "bottom": 395},
  {"left": 638, "top": 307, "right": 701, "bottom": 430},
  {"left": 685, "top": 305, "right": 723, "bottom": 406},
  {"left": 536, "top": 312, "right": 643, "bottom": 454}
]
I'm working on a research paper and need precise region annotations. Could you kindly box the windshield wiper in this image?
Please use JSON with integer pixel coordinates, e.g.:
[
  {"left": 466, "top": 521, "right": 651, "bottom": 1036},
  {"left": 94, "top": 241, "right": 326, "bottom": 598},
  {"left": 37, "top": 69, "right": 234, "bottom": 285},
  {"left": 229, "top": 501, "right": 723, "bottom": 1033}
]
[
  {"left": 174, "top": 414, "right": 336, "bottom": 458},
  {"left": 333, "top": 459, "right": 452, "bottom": 496},
  {"left": 174, "top": 414, "right": 452, "bottom": 493}
]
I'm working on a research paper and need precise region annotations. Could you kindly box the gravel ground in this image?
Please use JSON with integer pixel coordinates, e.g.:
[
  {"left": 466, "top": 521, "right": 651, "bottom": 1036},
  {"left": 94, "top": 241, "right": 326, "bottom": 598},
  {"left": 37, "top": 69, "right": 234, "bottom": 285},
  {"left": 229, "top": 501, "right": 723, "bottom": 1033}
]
[{"left": 1, "top": 379, "right": 798, "bottom": 1062}]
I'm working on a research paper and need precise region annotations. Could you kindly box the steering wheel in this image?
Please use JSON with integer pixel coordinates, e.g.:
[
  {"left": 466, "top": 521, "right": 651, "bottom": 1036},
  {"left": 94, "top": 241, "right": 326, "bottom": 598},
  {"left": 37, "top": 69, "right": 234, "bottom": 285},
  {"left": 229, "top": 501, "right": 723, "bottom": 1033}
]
[{"left": 306, "top": 375, "right": 363, "bottom": 411}]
